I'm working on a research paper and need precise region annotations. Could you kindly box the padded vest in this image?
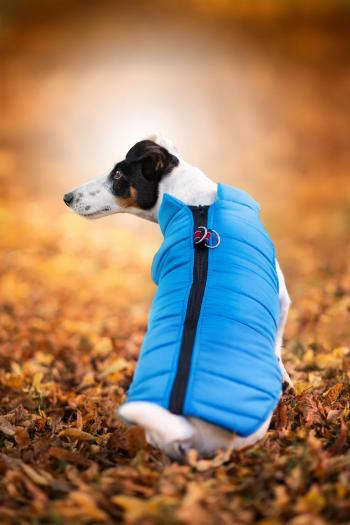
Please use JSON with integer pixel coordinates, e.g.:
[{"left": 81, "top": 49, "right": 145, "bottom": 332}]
[{"left": 124, "top": 183, "right": 282, "bottom": 437}]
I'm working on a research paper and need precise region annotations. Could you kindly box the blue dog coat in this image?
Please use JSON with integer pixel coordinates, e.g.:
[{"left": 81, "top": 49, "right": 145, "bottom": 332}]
[{"left": 124, "top": 183, "right": 282, "bottom": 436}]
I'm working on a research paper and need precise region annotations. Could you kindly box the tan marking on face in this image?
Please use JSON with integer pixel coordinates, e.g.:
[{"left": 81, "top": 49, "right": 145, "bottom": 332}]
[
  {"left": 155, "top": 159, "right": 164, "bottom": 171},
  {"left": 115, "top": 185, "right": 140, "bottom": 208}
]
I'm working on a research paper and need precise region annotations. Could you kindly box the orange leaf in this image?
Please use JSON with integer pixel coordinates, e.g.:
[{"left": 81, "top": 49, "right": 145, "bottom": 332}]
[{"left": 59, "top": 428, "right": 95, "bottom": 441}]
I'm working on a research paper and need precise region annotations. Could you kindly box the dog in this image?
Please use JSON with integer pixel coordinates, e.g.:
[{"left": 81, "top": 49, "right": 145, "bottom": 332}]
[{"left": 64, "top": 134, "right": 292, "bottom": 459}]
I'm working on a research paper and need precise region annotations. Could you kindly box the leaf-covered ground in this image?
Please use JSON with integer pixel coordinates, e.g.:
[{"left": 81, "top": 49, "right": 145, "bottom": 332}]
[{"left": 0, "top": 195, "right": 349, "bottom": 525}]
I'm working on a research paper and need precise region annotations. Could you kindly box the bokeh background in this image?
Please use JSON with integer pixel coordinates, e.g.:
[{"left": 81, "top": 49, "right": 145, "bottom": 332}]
[
  {"left": 0, "top": 0, "right": 349, "bottom": 369},
  {"left": 1, "top": 0, "right": 350, "bottom": 227}
]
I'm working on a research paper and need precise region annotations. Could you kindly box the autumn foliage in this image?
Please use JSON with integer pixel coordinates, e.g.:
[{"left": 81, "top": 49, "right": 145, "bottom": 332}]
[
  {"left": 1, "top": 1, "right": 350, "bottom": 524},
  {"left": 0, "top": 189, "right": 349, "bottom": 525}
]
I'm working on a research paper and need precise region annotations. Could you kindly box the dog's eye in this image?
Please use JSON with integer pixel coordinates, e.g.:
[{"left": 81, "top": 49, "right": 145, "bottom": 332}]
[{"left": 113, "top": 170, "right": 123, "bottom": 180}]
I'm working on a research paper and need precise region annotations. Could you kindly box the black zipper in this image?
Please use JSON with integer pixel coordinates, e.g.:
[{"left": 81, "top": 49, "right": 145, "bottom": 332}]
[{"left": 169, "top": 205, "right": 209, "bottom": 414}]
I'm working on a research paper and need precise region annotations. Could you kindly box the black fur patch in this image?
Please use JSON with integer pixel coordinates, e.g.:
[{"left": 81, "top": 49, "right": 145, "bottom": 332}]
[{"left": 109, "top": 140, "right": 179, "bottom": 209}]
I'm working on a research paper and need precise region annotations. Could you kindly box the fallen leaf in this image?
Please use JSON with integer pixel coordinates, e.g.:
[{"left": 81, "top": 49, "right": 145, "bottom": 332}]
[
  {"left": 0, "top": 419, "right": 16, "bottom": 437},
  {"left": 327, "top": 419, "right": 347, "bottom": 455},
  {"left": 48, "top": 446, "right": 91, "bottom": 466},
  {"left": 59, "top": 429, "right": 95, "bottom": 441},
  {"left": 112, "top": 494, "right": 176, "bottom": 522},
  {"left": 32, "top": 372, "right": 44, "bottom": 393},
  {"left": 21, "top": 464, "right": 51, "bottom": 486},
  {"left": 323, "top": 383, "right": 343, "bottom": 405},
  {"left": 99, "top": 358, "right": 131, "bottom": 379}
]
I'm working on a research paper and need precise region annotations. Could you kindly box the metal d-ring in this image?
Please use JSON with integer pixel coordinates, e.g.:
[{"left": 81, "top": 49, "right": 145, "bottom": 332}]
[
  {"left": 194, "top": 225, "right": 208, "bottom": 244},
  {"left": 205, "top": 229, "right": 221, "bottom": 249}
]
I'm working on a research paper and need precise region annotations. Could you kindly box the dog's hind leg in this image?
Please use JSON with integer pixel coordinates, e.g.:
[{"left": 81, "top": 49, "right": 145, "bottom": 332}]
[
  {"left": 118, "top": 403, "right": 275, "bottom": 459},
  {"left": 188, "top": 410, "right": 273, "bottom": 457},
  {"left": 228, "top": 411, "right": 273, "bottom": 451},
  {"left": 275, "top": 259, "right": 293, "bottom": 388}
]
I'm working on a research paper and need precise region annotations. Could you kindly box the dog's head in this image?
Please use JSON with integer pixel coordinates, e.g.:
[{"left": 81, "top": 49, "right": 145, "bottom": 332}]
[{"left": 63, "top": 135, "right": 179, "bottom": 222}]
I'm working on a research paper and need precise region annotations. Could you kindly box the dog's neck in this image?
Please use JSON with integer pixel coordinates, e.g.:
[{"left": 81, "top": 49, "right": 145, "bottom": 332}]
[{"left": 150, "top": 160, "right": 217, "bottom": 222}]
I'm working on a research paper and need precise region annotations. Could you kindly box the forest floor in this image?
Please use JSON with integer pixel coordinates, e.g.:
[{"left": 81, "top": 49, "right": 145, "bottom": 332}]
[{"left": 0, "top": 192, "right": 349, "bottom": 525}]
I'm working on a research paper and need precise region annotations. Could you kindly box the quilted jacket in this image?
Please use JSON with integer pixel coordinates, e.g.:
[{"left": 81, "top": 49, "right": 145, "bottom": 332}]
[{"left": 124, "top": 183, "right": 282, "bottom": 436}]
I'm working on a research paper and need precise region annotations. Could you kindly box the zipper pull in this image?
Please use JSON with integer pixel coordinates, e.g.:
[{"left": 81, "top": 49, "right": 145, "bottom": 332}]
[{"left": 194, "top": 226, "right": 207, "bottom": 246}]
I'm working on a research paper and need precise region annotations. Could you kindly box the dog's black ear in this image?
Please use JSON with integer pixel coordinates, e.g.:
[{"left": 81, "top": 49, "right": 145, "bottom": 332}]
[{"left": 126, "top": 140, "right": 179, "bottom": 181}]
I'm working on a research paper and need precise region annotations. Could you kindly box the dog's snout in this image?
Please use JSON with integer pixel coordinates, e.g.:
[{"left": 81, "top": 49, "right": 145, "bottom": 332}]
[{"left": 63, "top": 192, "right": 74, "bottom": 207}]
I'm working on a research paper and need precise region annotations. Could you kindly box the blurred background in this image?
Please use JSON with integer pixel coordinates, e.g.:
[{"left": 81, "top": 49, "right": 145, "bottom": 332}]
[
  {"left": 0, "top": 0, "right": 349, "bottom": 352},
  {"left": 0, "top": 4, "right": 350, "bottom": 520}
]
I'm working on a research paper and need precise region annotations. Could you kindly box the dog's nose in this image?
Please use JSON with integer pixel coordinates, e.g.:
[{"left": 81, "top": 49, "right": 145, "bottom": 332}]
[{"left": 63, "top": 192, "right": 74, "bottom": 206}]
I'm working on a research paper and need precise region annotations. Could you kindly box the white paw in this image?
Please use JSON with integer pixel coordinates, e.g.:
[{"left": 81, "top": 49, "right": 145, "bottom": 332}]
[{"left": 280, "top": 362, "right": 293, "bottom": 389}]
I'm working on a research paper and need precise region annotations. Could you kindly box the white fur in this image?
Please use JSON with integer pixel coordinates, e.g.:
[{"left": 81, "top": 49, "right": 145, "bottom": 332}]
[
  {"left": 67, "top": 133, "right": 292, "bottom": 459},
  {"left": 67, "top": 174, "right": 152, "bottom": 221}
]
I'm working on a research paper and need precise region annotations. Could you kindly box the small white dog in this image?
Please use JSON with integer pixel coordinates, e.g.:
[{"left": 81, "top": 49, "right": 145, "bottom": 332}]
[{"left": 64, "top": 134, "right": 292, "bottom": 459}]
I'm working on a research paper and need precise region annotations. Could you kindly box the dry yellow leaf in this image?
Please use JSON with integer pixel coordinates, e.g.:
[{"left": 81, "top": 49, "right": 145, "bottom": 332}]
[
  {"left": 35, "top": 351, "right": 54, "bottom": 366},
  {"left": 22, "top": 464, "right": 52, "bottom": 486},
  {"left": 59, "top": 428, "right": 95, "bottom": 441},
  {"left": 295, "top": 485, "right": 325, "bottom": 514},
  {"left": 32, "top": 372, "right": 44, "bottom": 393},
  {"left": 66, "top": 491, "right": 108, "bottom": 522},
  {"left": 112, "top": 495, "right": 176, "bottom": 522},
  {"left": 99, "top": 358, "right": 131, "bottom": 379},
  {"left": 323, "top": 383, "right": 342, "bottom": 404},
  {"left": 295, "top": 382, "right": 311, "bottom": 395}
]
